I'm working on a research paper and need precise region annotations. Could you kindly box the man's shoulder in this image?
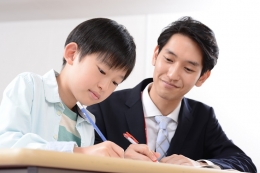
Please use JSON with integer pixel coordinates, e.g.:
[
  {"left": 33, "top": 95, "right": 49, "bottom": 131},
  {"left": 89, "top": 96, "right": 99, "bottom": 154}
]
[
  {"left": 106, "top": 88, "right": 133, "bottom": 101},
  {"left": 109, "top": 78, "right": 152, "bottom": 100},
  {"left": 183, "top": 97, "right": 213, "bottom": 111},
  {"left": 100, "top": 78, "right": 152, "bottom": 106},
  {"left": 182, "top": 97, "right": 216, "bottom": 121}
]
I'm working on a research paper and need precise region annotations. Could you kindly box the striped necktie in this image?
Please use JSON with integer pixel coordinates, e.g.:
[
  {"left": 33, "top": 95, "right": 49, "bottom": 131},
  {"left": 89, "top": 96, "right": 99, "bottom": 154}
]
[{"left": 155, "top": 115, "right": 172, "bottom": 160}]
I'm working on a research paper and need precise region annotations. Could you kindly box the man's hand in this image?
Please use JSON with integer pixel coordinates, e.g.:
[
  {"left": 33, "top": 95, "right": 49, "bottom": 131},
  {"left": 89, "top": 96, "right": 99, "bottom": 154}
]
[
  {"left": 73, "top": 141, "right": 124, "bottom": 158},
  {"left": 124, "top": 144, "right": 160, "bottom": 162},
  {"left": 160, "top": 154, "right": 207, "bottom": 166}
]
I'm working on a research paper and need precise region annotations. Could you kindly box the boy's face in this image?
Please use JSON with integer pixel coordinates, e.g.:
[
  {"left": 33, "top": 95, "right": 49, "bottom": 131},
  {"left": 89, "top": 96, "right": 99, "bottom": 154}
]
[
  {"left": 67, "top": 52, "right": 126, "bottom": 106},
  {"left": 150, "top": 33, "right": 210, "bottom": 104}
]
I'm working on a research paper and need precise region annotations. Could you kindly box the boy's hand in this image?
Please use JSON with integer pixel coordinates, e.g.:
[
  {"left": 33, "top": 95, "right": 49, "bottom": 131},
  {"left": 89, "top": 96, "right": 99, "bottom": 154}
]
[
  {"left": 124, "top": 144, "right": 160, "bottom": 162},
  {"left": 74, "top": 141, "right": 124, "bottom": 158}
]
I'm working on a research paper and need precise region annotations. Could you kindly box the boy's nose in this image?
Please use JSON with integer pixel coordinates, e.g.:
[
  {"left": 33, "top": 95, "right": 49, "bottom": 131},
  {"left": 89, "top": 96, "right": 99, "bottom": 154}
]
[{"left": 98, "top": 79, "right": 110, "bottom": 91}]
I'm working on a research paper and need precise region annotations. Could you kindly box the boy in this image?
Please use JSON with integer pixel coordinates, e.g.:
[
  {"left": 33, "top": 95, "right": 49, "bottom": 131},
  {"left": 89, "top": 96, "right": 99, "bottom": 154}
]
[
  {"left": 88, "top": 16, "right": 256, "bottom": 172},
  {"left": 0, "top": 18, "right": 136, "bottom": 158}
]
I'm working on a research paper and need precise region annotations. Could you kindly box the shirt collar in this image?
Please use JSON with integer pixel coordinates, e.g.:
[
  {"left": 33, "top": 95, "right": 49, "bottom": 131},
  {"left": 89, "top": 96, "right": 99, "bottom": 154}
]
[
  {"left": 142, "top": 82, "right": 181, "bottom": 123},
  {"left": 42, "top": 69, "right": 61, "bottom": 103}
]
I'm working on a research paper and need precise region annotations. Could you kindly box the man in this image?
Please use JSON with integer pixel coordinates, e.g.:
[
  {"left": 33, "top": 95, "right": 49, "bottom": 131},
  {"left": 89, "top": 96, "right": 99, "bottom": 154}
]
[{"left": 87, "top": 16, "right": 256, "bottom": 172}]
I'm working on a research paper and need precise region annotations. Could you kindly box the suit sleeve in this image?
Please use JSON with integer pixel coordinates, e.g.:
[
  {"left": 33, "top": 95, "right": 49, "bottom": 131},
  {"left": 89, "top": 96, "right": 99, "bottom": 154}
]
[{"left": 205, "top": 108, "right": 257, "bottom": 172}]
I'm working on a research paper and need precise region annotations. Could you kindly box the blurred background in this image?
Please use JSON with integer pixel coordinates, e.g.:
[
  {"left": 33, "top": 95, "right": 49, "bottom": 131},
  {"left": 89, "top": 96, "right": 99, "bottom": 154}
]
[{"left": 0, "top": 0, "right": 259, "bottom": 170}]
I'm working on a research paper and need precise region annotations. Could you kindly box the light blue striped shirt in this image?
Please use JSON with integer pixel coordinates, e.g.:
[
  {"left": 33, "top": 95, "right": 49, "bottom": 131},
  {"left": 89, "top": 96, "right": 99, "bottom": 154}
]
[{"left": 0, "top": 69, "right": 95, "bottom": 152}]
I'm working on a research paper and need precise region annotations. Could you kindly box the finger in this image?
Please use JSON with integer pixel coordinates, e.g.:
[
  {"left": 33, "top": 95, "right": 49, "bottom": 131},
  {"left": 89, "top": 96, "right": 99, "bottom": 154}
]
[
  {"left": 161, "top": 154, "right": 191, "bottom": 165},
  {"left": 153, "top": 151, "right": 160, "bottom": 159},
  {"left": 125, "top": 150, "right": 154, "bottom": 161},
  {"left": 125, "top": 144, "right": 158, "bottom": 162},
  {"left": 108, "top": 141, "right": 124, "bottom": 158},
  {"left": 160, "top": 154, "right": 178, "bottom": 163},
  {"left": 134, "top": 144, "right": 158, "bottom": 162}
]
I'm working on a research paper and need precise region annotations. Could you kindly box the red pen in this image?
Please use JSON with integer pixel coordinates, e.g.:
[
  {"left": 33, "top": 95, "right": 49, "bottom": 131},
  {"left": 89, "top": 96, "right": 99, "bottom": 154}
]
[{"left": 123, "top": 132, "right": 139, "bottom": 144}]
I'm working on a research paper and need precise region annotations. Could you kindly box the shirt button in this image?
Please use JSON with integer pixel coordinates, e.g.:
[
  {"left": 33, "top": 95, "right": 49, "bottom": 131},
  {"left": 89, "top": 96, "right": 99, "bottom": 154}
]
[
  {"left": 57, "top": 111, "right": 62, "bottom": 116},
  {"left": 53, "top": 135, "right": 58, "bottom": 140},
  {"left": 59, "top": 103, "right": 63, "bottom": 107}
]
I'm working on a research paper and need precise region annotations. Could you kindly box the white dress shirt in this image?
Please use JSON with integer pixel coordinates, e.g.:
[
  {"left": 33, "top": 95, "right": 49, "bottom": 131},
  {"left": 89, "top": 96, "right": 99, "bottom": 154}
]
[
  {"left": 141, "top": 83, "right": 181, "bottom": 151},
  {"left": 141, "top": 82, "right": 216, "bottom": 167}
]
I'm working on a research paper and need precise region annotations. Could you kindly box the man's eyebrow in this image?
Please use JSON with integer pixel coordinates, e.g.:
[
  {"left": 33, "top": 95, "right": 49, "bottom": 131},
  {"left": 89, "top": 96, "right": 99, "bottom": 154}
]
[
  {"left": 187, "top": 60, "right": 200, "bottom": 67},
  {"left": 165, "top": 49, "right": 178, "bottom": 57}
]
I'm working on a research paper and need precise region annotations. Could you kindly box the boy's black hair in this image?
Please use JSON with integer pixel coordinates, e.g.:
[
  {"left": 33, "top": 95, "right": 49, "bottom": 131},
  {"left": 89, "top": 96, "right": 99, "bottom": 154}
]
[
  {"left": 157, "top": 16, "right": 219, "bottom": 76},
  {"left": 63, "top": 18, "right": 136, "bottom": 81}
]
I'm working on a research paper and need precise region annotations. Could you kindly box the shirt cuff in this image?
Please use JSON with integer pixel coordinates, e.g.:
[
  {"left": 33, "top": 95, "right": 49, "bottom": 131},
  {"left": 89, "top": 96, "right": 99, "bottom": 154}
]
[
  {"left": 43, "top": 141, "right": 77, "bottom": 153},
  {"left": 197, "top": 159, "right": 221, "bottom": 169}
]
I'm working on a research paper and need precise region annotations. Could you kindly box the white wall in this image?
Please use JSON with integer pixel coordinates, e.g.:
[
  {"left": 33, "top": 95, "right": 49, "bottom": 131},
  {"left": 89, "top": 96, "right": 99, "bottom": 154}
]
[
  {"left": 0, "top": 0, "right": 259, "bottom": 170},
  {"left": 0, "top": 16, "right": 148, "bottom": 92}
]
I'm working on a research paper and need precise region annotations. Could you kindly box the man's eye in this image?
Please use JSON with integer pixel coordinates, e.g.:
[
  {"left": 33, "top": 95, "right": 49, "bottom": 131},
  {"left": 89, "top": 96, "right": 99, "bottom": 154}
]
[
  {"left": 98, "top": 67, "right": 106, "bottom": 75},
  {"left": 164, "top": 57, "right": 173, "bottom": 62}
]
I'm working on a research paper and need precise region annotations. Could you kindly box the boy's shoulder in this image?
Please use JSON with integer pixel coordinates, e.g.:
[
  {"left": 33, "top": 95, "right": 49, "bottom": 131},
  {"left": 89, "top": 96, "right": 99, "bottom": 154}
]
[
  {"left": 14, "top": 69, "right": 56, "bottom": 83},
  {"left": 7, "top": 70, "right": 57, "bottom": 93},
  {"left": 16, "top": 71, "right": 42, "bottom": 81},
  {"left": 7, "top": 72, "right": 43, "bottom": 88}
]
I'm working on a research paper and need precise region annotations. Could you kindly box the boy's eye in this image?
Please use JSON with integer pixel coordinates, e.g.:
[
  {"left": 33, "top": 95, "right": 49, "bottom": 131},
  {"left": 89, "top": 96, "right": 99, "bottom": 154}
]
[
  {"left": 98, "top": 67, "right": 106, "bottom": 75},
  {"left": 113, "top": 81, "right": 119, "bottom": 86},
  {"left": 185, "top": 67, "right": 194, "bottom": 72}
]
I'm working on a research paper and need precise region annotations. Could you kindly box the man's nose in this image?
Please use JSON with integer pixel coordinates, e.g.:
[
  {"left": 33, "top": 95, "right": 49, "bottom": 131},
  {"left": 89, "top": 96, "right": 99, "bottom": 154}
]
[{"left": 167, "top": 65, "right": 180, "bottom": 80}]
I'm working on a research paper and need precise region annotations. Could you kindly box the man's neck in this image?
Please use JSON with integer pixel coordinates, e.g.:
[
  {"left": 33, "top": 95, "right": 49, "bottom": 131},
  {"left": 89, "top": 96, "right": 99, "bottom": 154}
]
[{"left": 148, "top": 84, "right": 182, "bottom": 116}]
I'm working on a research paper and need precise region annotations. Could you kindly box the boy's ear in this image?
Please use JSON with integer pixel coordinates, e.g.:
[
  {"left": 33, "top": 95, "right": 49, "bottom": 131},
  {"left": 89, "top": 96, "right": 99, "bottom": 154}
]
[
  {"left": 152, "top": 45, "right": 159, "bottom": 66},
  {"left": 63, "top": 42, "right": 78, "bottom": 65},
  {"left": 195, "top": 70, "right": 211, "bottom": 87}
]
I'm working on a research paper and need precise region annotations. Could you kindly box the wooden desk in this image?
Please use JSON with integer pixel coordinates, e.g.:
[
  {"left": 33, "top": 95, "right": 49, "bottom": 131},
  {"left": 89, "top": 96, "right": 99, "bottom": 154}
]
[{"left": 0, "top": 149, "right": 233, "bottom": 173}]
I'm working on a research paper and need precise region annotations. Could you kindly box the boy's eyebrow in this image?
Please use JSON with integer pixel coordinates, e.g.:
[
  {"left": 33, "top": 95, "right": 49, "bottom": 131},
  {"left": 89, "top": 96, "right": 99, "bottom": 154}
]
[
  {"left": 119, "top": 75, "right": 125, "bottom": 80},
  {"left": 165, "top": 49, "right": 200, "bottom": 67}
]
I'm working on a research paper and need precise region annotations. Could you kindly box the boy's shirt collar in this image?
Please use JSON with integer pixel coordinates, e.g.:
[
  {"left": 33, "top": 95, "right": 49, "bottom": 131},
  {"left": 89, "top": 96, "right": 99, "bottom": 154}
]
[{"left": 42, "top": 69, "right": 61, "bottom": 103}]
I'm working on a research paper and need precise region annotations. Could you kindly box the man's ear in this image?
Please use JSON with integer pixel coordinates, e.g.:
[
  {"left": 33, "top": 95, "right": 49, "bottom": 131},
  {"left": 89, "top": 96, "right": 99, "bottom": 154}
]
[
  {"left": 152, "top": 45, "right": 159, "bottom": 66},
  {"left": 63, "top": 42, "right": 78, "bottom": 65},
  {"left": 195, "top": 70, "right": 211, "bottom": 87}
]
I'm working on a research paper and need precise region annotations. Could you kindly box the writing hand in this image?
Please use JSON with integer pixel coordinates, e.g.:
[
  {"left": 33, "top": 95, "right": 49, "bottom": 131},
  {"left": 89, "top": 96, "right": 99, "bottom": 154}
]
[
  {"left": 73, "top": 141, "right": 124, "bottom": 158},
  {"left": 124, "top": 144, "right": 160, "bottom": 162}
]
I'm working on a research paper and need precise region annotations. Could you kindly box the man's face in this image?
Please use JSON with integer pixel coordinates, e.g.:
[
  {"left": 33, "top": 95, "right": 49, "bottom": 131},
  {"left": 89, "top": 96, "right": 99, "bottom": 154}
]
[{"left": 150, "top": 33, "right": 209, "bottom": 104}]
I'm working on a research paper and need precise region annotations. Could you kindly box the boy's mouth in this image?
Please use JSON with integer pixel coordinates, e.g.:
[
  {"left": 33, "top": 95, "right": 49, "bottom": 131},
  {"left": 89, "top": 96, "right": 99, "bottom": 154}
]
[{"left": 89, "top": 90, "right": 100, "bottom": 100}]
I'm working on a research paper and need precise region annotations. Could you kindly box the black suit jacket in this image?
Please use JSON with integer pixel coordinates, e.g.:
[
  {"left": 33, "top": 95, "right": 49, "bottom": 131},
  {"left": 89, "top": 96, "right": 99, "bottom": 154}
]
[{"left": 88, "top": 78, "right": 256, "bottom": 172}]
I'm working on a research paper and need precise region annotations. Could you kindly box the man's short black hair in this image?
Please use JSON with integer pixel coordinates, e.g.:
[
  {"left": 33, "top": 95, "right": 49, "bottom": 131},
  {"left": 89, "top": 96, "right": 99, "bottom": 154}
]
[
  {"left": 63, "top": 18, "right": 136, "bottom": 81},
  {"left": 157, "top": 16, "right": 219, "bottom": 75}
]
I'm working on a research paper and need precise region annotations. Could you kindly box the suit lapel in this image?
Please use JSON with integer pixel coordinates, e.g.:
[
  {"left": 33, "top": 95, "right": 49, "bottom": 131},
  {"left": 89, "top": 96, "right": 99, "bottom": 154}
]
[
  {"left": 167, "top": 98, "right": 194, "bottom": 154},
  {"left": 124, "top": 78, "right": 153, "bottom": 144},
  {"left": 125, "top": 100, "right": 147, "bottom": 144}
]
